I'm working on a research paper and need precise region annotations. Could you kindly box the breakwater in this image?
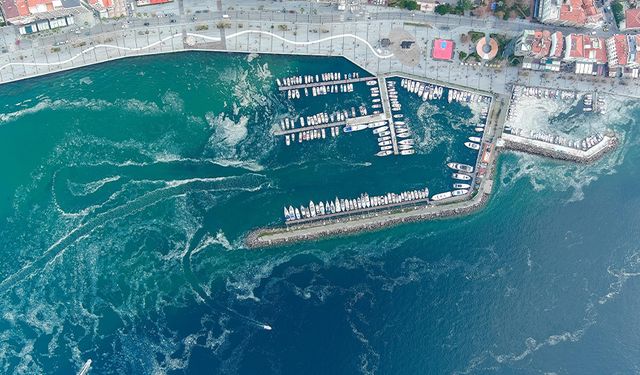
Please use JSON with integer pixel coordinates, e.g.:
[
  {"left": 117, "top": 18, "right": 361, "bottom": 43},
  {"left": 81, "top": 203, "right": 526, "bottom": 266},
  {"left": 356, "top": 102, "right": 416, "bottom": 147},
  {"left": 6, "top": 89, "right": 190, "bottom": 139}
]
[
  {"left": 245, "top": 190, "right": 490, "bottom": 249},
  {"left": 500, "top": 133, "right": 618, "bottom": 163}
]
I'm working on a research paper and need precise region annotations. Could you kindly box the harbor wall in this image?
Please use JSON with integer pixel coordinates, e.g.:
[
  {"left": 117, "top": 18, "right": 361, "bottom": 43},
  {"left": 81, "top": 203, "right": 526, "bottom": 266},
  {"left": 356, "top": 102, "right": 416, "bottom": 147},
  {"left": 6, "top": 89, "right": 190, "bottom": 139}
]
[
  {"left": 500, "top": 133, "right": 618, "bottom": 164},
  {"left": 245, "top": 191, "right": 491, "bottom": 249}
]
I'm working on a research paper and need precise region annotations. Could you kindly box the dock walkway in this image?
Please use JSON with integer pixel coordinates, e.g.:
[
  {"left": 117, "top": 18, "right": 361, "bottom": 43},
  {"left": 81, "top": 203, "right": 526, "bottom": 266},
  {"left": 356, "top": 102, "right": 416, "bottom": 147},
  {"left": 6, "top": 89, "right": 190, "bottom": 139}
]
[
  {"left": 377, "top": 76, "right": 399, "bottom": 155},
  {"left": 273, "top": 120, "right": 346, "bottom": 136},
  {"left": 277, "top": 77, "right": 375, "bottom": 91}
]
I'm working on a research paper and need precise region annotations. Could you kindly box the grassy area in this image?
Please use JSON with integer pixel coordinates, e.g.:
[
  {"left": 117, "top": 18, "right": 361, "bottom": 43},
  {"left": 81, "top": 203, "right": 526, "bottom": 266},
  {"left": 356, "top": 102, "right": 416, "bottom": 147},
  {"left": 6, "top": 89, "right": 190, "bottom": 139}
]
[
  {"left": 611, "top": 1, "right": 625, "bottom": 27},
  {"left": 435, "top": 0, "right": 474, "bottom": 15},
  {"left": 469, "top": 30, "right": 485, "bottom": 43},
  {"left": 389, "top": 0, "right": 420, "bottom": 11}
]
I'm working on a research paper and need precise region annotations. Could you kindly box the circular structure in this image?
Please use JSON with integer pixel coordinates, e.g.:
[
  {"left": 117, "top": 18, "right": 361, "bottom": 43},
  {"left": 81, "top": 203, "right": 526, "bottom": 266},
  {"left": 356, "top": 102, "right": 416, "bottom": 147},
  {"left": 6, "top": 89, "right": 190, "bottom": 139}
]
[{"left": 476, "top": 36, "right": 499, "bottom": 61}]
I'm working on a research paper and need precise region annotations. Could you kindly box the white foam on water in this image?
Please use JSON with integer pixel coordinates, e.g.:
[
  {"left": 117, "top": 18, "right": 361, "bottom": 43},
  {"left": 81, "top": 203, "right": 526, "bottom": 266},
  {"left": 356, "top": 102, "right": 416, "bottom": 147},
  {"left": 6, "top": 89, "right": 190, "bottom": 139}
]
[
  {"left": 0, "top": 97, "right": 120, "bottom": 124},
  {"left": 115, "top": 98, "right": 162, "bottom": 115},
  {"left": 246, "top": 53, "right": 259, "bottom": 62},
  {"left": 66, "top": 176, "right": 121, "bottom": 197},
  {"left": 192, "top": 231, "right": 235, "bottom": 254},
  {"left": 160, "top": 90, "right": 184, "bottom": 113},
  {"left": 205, "top": 112, "right": 249, "bottom": 151},
  {"left": 79, "top": 76, "right": 93, "bottom": 85}
]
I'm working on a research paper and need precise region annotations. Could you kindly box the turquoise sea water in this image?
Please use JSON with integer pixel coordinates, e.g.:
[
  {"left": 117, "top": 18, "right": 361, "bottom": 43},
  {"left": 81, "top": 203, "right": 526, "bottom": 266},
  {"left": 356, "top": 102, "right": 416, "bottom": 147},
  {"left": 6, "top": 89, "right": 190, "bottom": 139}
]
[{"left": 1, "top": 52, "right": 639, "bottom": 374}]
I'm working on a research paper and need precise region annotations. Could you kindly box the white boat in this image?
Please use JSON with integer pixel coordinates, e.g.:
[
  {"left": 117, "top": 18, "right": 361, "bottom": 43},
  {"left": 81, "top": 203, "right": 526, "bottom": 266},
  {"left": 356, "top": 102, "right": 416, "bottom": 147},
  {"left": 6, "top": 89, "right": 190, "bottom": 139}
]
[
  {"left": 464, "top": 142, "right": 481, "bottom": 150},
  {"left": 452, "top": 189, "right": 469, "bottom": 196},
  {"left": 378, "top": 131, "right": 391, "bottom": 136},
  {"left": 396, "top": 132, "right": 411, "bottom": 138},
  {"left": 431, "top": 191, "right": 453, "bottom": 201},
  {"left": 453, "top": 183, "right": 471, "bottom": 189},
  {"left": 380, "top": 145, "right": 393, "bottom": 151},
  {"left": 468, "top": 136, "right": 482, "bottom": 143},
  {"left": 447, "top": 163, "right": 474, "bottom": 173},
  {"left": 400, "top": 149, "right": 415, "bottom": 155},
  {"left": 452, "top": 173, "right": 471, "bottom": 180},
  {"left": 398, "top": 144, "right": 413, "bottom": 150},
  {"left": 393, "top": 114, "right": 403, "bottom": 119},
  {"left": 376, "top": 150, "right": 392, "bottom": 157},
  {"left": 378, "top": 136, "right": 391, "bottom": 142},
  {"left": 475, "top": 127, "right": 484, "bottom": 132},
  {"left": 379, "top": 140, "right": 392, "bottom": 146},
  {"left": 399, "top": 139, "right": 414, "bottom": 146},
  {"left": 344, "top": 124, "right": 368, "bottom": 133},
  {"left": 372, "top": 126, "right": 389, "bottom": 134}
]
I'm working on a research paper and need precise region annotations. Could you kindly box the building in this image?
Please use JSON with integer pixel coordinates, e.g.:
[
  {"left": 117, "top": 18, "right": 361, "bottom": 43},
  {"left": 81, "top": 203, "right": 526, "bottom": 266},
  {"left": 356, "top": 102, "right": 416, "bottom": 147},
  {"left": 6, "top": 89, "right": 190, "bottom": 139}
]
[
  {"left": 85, "top": 0, "right": 126, "bottom": 18},
  {"left": 431, "top": 38, "right": 454, "bottom": 61},
  {"left": 606, "top": 34, "right": 640, "bottom": 68},
  {"left": 563, "top": 33, "right": 607, "bottom": 63},
  {"left": 515, "top": 29, "right": 564, "bottom": 59},
  {"left": 135, "top": 0, "right": 172, "bottom": 6},
  {"left": 563, "top": 33, "right": 607, "bottom": 75},
  {"left": 625, "top": 8, "right": 640, "bottom": 30},
  {"left": 536, "top": 0, "right": 603, "bottom": 27},
  {"left": 0, "top": 0, "right": 87, "bottom": 31}
]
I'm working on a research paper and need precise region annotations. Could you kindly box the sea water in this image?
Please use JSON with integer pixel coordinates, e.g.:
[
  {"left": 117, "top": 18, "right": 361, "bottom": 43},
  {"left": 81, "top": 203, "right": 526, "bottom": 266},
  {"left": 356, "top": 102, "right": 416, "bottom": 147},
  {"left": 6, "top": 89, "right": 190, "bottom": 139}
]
[{"left": 0, "top": 52, "right": 639, "bottom": 374}]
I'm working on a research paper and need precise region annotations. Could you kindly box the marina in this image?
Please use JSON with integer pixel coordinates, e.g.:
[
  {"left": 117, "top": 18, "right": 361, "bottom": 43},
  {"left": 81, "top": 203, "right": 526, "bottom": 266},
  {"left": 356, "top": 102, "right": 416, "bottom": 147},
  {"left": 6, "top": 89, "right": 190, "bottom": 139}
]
[{"left": 256, "top": 67, "right": 501, "bottom": 239}]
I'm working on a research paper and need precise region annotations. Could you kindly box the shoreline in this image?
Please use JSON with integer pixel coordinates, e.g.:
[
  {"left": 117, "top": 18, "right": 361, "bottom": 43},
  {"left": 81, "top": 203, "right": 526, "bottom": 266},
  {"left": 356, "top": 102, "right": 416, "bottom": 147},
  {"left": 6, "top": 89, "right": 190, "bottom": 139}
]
[{"left": 0, "top": 47, "right": 377, "bottom": 87}]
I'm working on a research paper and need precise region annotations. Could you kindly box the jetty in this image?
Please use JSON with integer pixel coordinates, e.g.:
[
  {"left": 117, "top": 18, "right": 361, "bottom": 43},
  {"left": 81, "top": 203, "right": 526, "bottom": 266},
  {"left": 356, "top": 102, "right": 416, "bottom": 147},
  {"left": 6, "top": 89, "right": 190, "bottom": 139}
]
[
  {"left": 277, "top": 76, "right": 375, "bottom": 91},
  {"left": 378, "top": 76, "right": 399, "bottom": 155}
]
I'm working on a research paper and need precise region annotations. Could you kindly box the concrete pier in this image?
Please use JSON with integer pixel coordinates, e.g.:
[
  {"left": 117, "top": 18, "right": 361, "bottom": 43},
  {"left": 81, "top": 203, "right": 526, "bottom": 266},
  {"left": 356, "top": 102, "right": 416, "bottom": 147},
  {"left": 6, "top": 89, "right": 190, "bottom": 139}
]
[
  {"left": 273, "top": 120, "right": 345, "bottom": 136},
  {"left": 277, "top": 77, "right": 376, "bottom": 91},
  {"left": 377, "top": 76, "right": 399, "bottom": 155}
]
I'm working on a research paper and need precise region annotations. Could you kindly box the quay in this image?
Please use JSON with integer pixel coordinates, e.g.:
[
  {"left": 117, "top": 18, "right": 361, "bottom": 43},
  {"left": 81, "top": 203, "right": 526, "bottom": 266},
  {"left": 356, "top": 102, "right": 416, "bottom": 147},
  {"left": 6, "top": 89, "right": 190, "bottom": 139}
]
[{"left": 277, "top": 76, "right": 375, "bottom": 91}]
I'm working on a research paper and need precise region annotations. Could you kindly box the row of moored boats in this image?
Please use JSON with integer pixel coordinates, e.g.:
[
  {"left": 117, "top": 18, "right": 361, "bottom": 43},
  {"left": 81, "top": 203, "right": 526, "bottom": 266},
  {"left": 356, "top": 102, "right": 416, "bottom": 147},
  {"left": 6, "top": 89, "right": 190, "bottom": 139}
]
[
  {"left": 281, "top": 107, "right": 368, "bottom": 146},
  {"left": 431, "top": 162, "right": 475, "bottom": 201},
  {"left": 284, "top": 188, "right": 430, "bottom": 222},
  {"left": 276, "top": 72, "right": 365, "bottom": 100},
  {"left": 382, "top": 79, "right": 414, "bottom": 156},
  {"left": 504, "top": 128, "right": 606, "bottom": 151},
  {"left": 400, "top": 78, "right": 444, "bottom": 101},
  {"left": 448, "top": 89, "right": 491, "bottom": 104}
]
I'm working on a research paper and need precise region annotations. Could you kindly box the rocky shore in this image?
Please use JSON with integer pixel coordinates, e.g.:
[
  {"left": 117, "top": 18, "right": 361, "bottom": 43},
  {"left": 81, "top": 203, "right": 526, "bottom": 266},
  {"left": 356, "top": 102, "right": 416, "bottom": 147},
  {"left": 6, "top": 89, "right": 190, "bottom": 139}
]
[{"left": 500, "top": 133, "right": 618, "bottom": 164}]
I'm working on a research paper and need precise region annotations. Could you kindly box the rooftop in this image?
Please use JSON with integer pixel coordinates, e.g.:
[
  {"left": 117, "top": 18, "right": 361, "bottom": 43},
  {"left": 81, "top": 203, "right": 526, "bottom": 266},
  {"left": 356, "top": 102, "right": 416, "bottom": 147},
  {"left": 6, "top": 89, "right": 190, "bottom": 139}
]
[
  {"left": 432, "top": 38, "right": 454, "bottom": 61},
  {"left": 0, "top": 0, "right": 80, "bottom": 21},
  {"left": 565, "top": 33, "right": 607, "bottom": 63},
  {"left": 626, "top": 8, "right": 640, "bottom": 29}
]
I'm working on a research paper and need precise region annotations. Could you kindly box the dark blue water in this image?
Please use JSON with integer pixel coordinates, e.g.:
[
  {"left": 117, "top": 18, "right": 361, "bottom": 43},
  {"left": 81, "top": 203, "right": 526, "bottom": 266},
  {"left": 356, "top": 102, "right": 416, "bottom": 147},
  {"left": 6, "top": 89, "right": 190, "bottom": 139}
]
[{"left": 0, "top": 52, "right": 639, "bottom": 374}]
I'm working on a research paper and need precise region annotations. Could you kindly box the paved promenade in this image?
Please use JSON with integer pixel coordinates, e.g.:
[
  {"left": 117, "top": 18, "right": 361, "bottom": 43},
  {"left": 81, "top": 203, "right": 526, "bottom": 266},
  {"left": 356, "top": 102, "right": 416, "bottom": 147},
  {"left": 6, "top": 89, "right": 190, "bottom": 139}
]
[{"left": 1, "top": 9, "right": 639, "bottom": 99}]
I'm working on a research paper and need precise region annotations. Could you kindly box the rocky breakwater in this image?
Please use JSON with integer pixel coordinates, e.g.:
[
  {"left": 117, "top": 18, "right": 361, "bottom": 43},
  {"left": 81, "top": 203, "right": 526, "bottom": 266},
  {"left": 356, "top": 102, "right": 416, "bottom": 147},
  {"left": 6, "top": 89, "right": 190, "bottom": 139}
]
[
  {"left": 244, "top": 191, "right": 491, "bottom": 249},
  {"left": 499, "top": 132, "right": 618, "bottom": 164}
]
